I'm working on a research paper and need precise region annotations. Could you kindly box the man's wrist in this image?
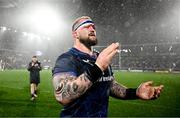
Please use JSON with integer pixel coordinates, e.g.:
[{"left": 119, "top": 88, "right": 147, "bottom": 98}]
[
  {"left": 95, "top": 62, "right": 104, "bottom": 71},
  {"left": 136, "top": 83, "right": 142, "bottom": 98},
  {"left": 84, "top": 63, "right": 103, "bottom": 83},
  {"left": 126, "top": 88, "right": 138, "bottom": 99}
]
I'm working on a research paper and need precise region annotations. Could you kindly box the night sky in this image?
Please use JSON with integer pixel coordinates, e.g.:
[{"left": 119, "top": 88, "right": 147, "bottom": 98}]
[
  {"left": 1, "top": 0, "right": 180, "bottom": 45},
  {"left": 78, "top": 0, "right": 180, "bottom": 45}
]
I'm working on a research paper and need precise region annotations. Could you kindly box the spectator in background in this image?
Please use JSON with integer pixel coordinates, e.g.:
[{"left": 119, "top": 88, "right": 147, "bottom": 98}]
[{"left": 28, "top": 56, "right": 42, "bottom": 101}]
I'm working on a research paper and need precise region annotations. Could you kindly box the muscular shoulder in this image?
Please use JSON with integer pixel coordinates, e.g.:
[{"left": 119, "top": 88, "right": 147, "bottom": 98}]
[
  {"left": 55, "top": 52, "right": 77, "bottom": 68},
  {"left": 53, "top": 52, "right": 78, "bottom": 76},
  {"left": 56, "top": 52, "right": 74, "bottom": 62}
]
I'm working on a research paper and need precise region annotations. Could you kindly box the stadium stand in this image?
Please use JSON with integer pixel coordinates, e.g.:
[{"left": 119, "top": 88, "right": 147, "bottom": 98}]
[{"left": 1, "top": 26, "right": 180, "bottom": 72}]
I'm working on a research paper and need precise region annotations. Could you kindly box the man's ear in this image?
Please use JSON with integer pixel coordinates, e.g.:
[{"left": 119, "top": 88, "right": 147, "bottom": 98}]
[{"left": 72, "top": 31, "right": 79, "bottom": 39}]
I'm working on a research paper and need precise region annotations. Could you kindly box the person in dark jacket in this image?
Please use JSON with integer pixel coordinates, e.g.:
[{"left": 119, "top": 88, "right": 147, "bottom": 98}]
[{"left": 28, "top": 56, "right": 42, "bottom": 101}]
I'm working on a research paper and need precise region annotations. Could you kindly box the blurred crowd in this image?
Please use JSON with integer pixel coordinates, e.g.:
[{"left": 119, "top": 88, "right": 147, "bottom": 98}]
[
  {"left": 0, "top": 50, "right": 53, "bottom": 70},
  {"left": 111, "top": 43, "right": 180, "bottom": 71},
  {"left": 0, "top": 50, "right": 30, "bottom": 70}
]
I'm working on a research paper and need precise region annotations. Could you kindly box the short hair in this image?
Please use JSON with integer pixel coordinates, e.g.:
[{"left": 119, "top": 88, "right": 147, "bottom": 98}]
[
  {"left": 32, "top": 56, "right": 37, "bottom": 58},
  {"left": 72, "top": 16, "right": 92, "bottom": 31}
]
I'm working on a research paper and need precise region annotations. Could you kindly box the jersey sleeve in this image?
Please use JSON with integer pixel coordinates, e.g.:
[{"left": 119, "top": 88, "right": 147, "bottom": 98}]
[{"left": 52, "top": 53, "right": 78, "bottom": 77}]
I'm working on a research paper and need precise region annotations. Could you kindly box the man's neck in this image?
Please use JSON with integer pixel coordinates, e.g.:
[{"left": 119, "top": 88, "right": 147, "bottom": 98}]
[{"left": 73, "top": 43, "right": 93, "bottom": 56}]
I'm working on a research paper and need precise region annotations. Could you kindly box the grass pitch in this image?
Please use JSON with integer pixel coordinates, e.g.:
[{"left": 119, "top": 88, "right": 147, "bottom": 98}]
[{"left": 0, "top": 70, "right": 180, "bottom": 117}]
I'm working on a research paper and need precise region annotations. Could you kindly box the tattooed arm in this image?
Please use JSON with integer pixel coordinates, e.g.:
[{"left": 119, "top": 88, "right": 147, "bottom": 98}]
[
  {"left": 110, "top": 79, "right": 164, "bottom": 100},
  {"left": 110, "top": 79, "right": 129, "bottom": 99},
  {"left": 52, "top": 72, "right": 93, "bottom": 105},
  {"left": 52, "top": 43, "right": 121, "bottom": 104}
]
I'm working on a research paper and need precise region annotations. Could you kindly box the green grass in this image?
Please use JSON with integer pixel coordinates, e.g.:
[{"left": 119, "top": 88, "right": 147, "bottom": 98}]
[
  {"left": 0, "top": 70, "right": 60, "bottom": 117},
  {"left": 0, "top": 70, "right": 180, "bottom": 117},
  {"left": 110, "top": 72, "right": 180, "bottom": 117}
]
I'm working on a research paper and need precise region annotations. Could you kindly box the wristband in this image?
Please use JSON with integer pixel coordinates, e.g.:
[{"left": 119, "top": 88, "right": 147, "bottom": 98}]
[
  {"left": 84, "top": 63, "right": 103, "bottom": 83},
  {"left": 126, "top": 88, "right": 138, "bottom": 99}
]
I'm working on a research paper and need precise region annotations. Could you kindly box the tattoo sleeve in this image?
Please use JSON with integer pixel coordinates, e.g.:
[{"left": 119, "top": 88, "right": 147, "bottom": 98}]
[
  {"left": 110, "top": 80, "right": 128, "bottom": 99},
  {"left": 110, "top": 80, "right": 138, "bottom": 99},
  {"left": 52, "top": 72, "right": 92, "bottom": 105}
]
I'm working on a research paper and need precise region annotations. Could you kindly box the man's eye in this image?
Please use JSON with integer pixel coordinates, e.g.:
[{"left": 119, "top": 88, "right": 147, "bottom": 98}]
[{"left": 84, "top": 26, "right": 89, "bottom": 28}]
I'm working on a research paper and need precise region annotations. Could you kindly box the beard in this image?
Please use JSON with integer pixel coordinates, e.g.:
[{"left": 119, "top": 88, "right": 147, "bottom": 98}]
[{"left": 79, "top": 36, "right": 98, "bottom": 49}]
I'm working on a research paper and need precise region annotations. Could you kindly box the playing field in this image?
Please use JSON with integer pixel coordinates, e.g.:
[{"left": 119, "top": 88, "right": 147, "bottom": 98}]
[{"left": 0, "top": 70, "right": 180, "bottom": 117}]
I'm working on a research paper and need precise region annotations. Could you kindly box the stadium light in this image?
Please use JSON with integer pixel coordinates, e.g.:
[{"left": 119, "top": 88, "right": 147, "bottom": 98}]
[
  {"left": 28, "top": 4, "right": 62, "bottom": 35},
  {"left": 47, "top": 37, "right": 50, "bottom": 41},
  {"left": 35, "top": 50, "right": 43, "bottom": 56},
  {"left": 1, "top": 26, "right": 7, "bottom": 32},
  {"left": 22, "top": 32, "right": 27, "bottom": 36}
]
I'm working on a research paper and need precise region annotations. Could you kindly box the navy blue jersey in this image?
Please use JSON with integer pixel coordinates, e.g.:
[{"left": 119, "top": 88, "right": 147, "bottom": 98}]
[{"left": 52, "top": 47, "right": 114, "bottom": 117}]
